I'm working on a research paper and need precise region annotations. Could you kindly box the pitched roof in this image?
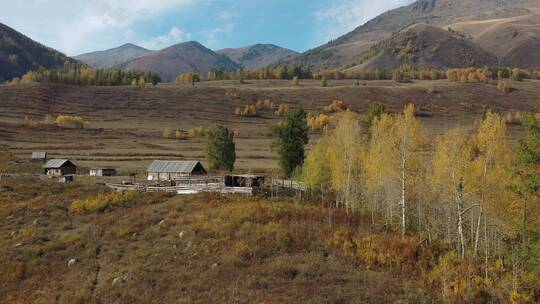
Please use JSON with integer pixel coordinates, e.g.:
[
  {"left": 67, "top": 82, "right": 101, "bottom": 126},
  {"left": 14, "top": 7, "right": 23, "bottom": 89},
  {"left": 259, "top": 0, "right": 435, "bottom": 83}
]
[
  {"left": 43, "top": 159, "right": 75, "bottom": 168},
  {"left": 31, "top": 151, "right": 47, "bottom": 159},
  {"left": 146, "top": 160, "right": 204, "bottom": 173}
]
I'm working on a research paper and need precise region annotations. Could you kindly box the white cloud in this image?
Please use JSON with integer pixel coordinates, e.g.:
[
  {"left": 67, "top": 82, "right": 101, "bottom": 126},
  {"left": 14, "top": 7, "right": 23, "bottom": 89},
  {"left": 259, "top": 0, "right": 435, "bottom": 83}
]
[
  {"left": 201, "top": 23, "right": 235, "bottom": 49},
  {"left": 314, "top": 0, "right": 414, "bottom": 45},
  {"left": 0, "top": 0, "right": 199, "bottom": 55},
  {"left": 216, "top": 10, "right": 239, "bottom": 20},
  {"left": 139, "top": 27, "right": 192, "bottom": 50}
]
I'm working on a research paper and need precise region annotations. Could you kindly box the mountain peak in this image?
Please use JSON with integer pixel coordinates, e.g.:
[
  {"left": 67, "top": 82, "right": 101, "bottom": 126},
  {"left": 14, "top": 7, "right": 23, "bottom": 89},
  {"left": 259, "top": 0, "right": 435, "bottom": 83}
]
[{"left": 216, "top": 44, "right": 298, "bottom": 69}]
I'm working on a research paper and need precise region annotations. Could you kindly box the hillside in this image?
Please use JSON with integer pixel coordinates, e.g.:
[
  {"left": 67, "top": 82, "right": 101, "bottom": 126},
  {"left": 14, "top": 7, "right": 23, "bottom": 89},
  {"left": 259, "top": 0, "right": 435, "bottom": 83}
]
[
  {"left": 74, "top": 43, "right": 150, "bottom": 68},
  {"left": 351, "top": 23, "right": 497, "bottom": 70},
  {"left": 0, "top": 23, "right": 81, "bottom": 81},
  {"left": 289, "top": 0, "right": 540, "bottom": 70},
  {"left": 216, "top": 44, "right": 298, "bottom": 69},
  {"left": 448, "top": 9, "right": 540, "bottom": 69},
  {"left": 119, "top": 41, "right": 239, "bottom": 82}
]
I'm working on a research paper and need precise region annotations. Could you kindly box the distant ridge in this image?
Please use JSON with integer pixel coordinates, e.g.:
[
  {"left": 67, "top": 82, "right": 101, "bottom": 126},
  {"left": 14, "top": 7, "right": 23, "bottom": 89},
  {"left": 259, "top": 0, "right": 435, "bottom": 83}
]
[
  {"left": 0, "top": 22, "right": 81, "bottom": 81},
  {"left": 216, "top": 44, "right": 298, "bottom": 69},
  {"left": 74, "top": 43, "right": 151, "bottom": 68},
  {"left": 118, "top": 41, "right": 240, "bottom": 82}
]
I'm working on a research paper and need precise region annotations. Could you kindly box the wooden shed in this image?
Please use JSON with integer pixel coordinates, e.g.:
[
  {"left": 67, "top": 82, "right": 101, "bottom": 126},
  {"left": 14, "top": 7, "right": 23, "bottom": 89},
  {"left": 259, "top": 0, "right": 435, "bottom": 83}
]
[
  {"left": 225, "top": 174, "right": 265, "bottom": 187},
  {"left": 43, "top": 159, "right": 77, "bottom": 177},
  {"left": 147, "top": 160, "right": 207, "bottom": 181},
  {"left": 31, "top": 151, "right": 47, "bottom": 161},
  {"left": 89, "top": 168, "right": 116, "bottom": 177}
]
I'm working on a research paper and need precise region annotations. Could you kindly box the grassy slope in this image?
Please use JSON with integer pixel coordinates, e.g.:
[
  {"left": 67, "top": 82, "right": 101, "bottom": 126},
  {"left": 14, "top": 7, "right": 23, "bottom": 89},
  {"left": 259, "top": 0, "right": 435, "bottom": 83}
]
[{"left": 1, "top": 178, "right": 421, "bottom": 303}]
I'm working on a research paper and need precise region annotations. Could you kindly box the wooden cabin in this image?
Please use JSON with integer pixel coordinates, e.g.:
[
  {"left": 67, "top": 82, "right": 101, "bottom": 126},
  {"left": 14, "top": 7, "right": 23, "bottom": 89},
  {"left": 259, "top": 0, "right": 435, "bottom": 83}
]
[
  {"left": 31, "top": 151, "right": 47, "bottom": 162},
  {"left": 146, "top": 160, "right": 207, "bottom": 181},
  {"left": 43, "top": 159, "right": 77, "bottom": 177},
  {"left": 89, "top": 168, "right": 116, "bottom": 177}
]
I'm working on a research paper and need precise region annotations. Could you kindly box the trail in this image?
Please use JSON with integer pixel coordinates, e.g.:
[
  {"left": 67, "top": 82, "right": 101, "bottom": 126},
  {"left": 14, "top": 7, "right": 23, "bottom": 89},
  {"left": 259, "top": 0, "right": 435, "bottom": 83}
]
[{"left": 91, "top": 229, "right": 104, "bottom": 304}]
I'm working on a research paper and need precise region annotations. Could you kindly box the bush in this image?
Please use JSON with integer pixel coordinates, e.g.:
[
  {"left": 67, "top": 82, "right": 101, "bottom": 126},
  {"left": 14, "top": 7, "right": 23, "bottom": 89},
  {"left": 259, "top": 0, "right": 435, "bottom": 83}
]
[
  {"left": 367, "top": 101, "right": 386, "bottom": 124},
  {"left": 275, "top": 104, "right": 290, "bottom": 117},
  {"left": 307, "top": 113, "right": 332, "bottom": 132},
  {"left": 497, "top": 81, "right": 510, "bottom": 94},
  {"left": 256, "top": 99, "right": 274, "bottom": 110},
  {"left": 163, "top": 128, "right": 174, "bottom": 139},
  {"left": 187, "top": 126, "right": 206, "bottom": 138},
  {"left": 320, "top": 76, "right": 328, "bottom": 87},
  {"left": 292, "top": 76, "right": 300, "bottom": 86},
  {"left": 70, "top": 191, "right": 139, "bottom": 213},
  {"left": 235, "top": 104, "right": 257, "bottom": 117},
  {"left": 324, "top": 99, "right": 349, "bottom": 112},
  {"left": 56, "top": 115, "right": 87, "bottom": 129}
]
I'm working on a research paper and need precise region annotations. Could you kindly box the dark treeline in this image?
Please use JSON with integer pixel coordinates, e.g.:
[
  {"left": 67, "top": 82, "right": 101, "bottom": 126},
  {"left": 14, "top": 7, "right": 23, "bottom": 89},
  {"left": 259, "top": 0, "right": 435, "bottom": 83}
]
[{"left": 12, "top": 66, "right": 161, "bottom": 86}]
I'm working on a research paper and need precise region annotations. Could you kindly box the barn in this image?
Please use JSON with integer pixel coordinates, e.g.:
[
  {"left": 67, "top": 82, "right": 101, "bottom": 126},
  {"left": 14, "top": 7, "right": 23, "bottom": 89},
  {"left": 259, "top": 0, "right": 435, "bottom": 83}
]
[
  {"left": 89, "top": 168, "right": 116, "bottom": 177},
  {"left": 43, "top": 159, "right": 77, "bottom": 177},
  {"left": 147, "top": 160, "right": 207, "bottom": 181}
]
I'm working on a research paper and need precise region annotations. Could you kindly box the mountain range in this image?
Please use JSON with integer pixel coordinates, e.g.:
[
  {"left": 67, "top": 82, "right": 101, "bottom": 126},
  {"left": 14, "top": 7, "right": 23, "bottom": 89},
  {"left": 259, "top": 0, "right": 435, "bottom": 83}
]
[{"left": 1, "top": 0, "right": 540, "bottom": 82}]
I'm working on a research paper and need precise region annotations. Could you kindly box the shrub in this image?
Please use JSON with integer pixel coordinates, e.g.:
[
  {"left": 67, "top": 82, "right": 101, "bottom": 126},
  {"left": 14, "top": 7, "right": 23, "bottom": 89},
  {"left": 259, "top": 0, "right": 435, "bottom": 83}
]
[
  {"left": 187, "top": 126, "right": 206, "bottom": 138},
  {"left": 56, "top": 115, "right": 87, "bottom": 129},
  {"left": 70, "top": 191, "right": 140, "bottom": 213},
  {"left": 163, "top": 128, "right": 174, "bottom": 139},
  {"left": 505, "top": 112, "right": 523, "bottom": 125},
  {"left": 235, "top": 104, "right": 257, "bottom": 117},
  {"left": 367, "top": 101, "right": 386, "bottom": 124},
  {"left": 324, "top": 99, "right": 349, "bottom": 112},
  {"left": 292, "top": 76, "right": 300, "bottom": 86},
  {"left": 307, "top": 113, "right": 332, "bottom": 132},
  {"left": 497, "top": 81, "right": 510, "bottom": 94},
  {"left": 175, "top": 130, "right": 185, "bottom": 140},
  {"left": 256, "top": 99, "right": 274, "bottom": 110},
  {"left": 275, "top": 104, "right": 290, "bottom": 117},
  {"left": 320, "top": 76, "right": 328, "bottom": 87}
]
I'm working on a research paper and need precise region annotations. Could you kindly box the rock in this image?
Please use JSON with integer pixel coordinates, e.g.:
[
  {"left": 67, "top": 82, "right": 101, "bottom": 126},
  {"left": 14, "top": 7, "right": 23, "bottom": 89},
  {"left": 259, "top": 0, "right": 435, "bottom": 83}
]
[
  {"left": 179, "top": 231, "right": 186, "bottom": 238},
  {"left": 67, "top": 258, "right": 77, "bottom": 267},
  {"left": 14, "top": 243, "right": 22, "bottom": 247},
  {"left": 33, "top": 219, "right": 38, "bottom": 225},
  {"left": 212, "top": 263, "right": 218, "bottom": 269},
  {"left": 112, "top": 277, "right": 122, "bottom": 286},
  {"left": 6, "top": 214, "right": 14, "bottom": 220},
  {"left": 158, "top": 220, "right": 165, "bottom": 226}
]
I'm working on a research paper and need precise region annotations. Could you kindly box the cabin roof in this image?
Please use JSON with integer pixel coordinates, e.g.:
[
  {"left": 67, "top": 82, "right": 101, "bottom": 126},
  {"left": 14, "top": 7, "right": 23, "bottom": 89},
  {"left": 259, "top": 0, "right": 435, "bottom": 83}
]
[
  {"left": 43, "top": 159, "right": 75, "bottom": 169},
  {"left": 32, "top": 151, "right": 47, "bottom": 159},
  {"left": 147, "top": 160, "right": 205, "bottom": 173}
]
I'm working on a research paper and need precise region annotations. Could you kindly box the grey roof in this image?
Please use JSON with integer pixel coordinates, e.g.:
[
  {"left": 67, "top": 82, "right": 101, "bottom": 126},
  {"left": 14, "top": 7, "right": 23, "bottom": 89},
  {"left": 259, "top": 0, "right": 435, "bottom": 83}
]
[
  {"left": 43, "top": 159, "right": 74, "bottom": 168},
  {"left": 32, "top": 151, "right": 47, "bottom": 159},
  {"left": 147, "top": 160, "right": 204, "bottom": 173}
]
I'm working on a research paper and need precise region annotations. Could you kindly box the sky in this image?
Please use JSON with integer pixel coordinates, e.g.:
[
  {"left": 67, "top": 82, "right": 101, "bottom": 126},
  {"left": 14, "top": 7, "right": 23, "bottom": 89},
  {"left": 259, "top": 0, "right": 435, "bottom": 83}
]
[{"left": 0, "top": 0, "right": 414, "bottom": 56}]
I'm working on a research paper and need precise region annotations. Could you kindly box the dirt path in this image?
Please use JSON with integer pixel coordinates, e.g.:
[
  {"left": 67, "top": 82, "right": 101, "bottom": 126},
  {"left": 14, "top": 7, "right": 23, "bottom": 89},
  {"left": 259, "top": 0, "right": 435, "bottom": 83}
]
[{"left": 91, "top": 229, "right": 104, "bottom": 304}]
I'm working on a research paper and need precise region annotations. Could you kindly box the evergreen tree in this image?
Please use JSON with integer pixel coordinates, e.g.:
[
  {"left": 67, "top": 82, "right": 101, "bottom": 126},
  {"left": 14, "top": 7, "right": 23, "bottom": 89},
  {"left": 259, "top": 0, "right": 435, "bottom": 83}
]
[{"left": 272, "top": 108, "right": 309, "bottom": 177}]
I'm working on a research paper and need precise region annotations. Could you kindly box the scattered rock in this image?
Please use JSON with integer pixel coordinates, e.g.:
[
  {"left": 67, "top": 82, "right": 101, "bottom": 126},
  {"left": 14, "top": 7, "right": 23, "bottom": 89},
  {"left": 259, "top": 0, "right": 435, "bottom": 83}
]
[
  {"left": 112, "top": 277, "right": 122, "bottom": 286},
  {"left": 179, "top": 231, "right": 186, "bottom": 238},
  {"left": 14, "top": 243, "right": 22, "bottom": 247},
  {"left": 33, "top": 219, "right": 38, "bottom": 225},
  {"left": 68, "top": 258, "right": 77, "bottom": 267},
  {"left": 173, "top": 244, "right": 177, "bottom": 250},
  {"left": 6, "top": 214, "right": 14, "bottom": 220},
  {"left": 158, "top": 220, "right": 165, "bottom": 226},
  {"left": 212, "top": 263, "right": 218, "bottom": 269}
]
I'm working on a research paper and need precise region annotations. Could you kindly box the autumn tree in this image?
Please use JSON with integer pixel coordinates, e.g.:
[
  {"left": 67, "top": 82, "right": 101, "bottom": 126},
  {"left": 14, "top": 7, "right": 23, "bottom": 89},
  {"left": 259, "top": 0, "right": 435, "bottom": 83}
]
[
  {"left": 205, "top": 125, "right": 236, "bottom": 172},
  {"left": 430, "top": 128, "right": 475, "bottom": 258},
  {"left": 326, "top": 111, "right": 364, "bottom": 211},
  {"left": 367, "top": 101, "right": 386, "bottom": 125},
  {"left": 272, "top": 108, "right": 309, "bottom": 177},
  {"left": 365, "top": 103, "right": 427, "bottom": 236}
]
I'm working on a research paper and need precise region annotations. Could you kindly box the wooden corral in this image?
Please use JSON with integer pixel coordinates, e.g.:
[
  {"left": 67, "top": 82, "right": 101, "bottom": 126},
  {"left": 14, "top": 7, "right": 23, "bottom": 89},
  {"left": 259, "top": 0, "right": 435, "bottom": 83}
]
[{"left": 89, "top": 168, "right": 116, "bottom": 177}]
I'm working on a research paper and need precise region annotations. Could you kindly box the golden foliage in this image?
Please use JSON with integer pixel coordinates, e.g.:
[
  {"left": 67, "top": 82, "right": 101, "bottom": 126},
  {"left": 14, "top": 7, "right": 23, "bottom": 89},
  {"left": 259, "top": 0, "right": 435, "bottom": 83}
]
[
  {"left": 56, "top": 115, "right": 88, "bottom": 129},
  {"left": 187, "top": 126, "right": 206, "bottom": 138},
  {"left": 324, "top": 99, "right": 349, "bottom": 112},
  {"left": 235, "top": 104, "right": 257, "bottom": 117},
  {"left": 275, "top": 104, "right": 290, "bottom": 117},
  {"left": 307, "top": 113, "right": 332, "bottom": 132},
  {"left": 70, "top": 191, "right": 139, "bottom": 213}
]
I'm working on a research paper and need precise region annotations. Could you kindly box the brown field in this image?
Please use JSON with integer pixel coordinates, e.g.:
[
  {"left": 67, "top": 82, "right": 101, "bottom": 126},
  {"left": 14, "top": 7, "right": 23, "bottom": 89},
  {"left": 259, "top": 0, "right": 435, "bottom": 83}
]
[
  {"left": 1, "top": 79, "right": 538, "bottom": 175},
  {"left": 1, "top": 79, "right": 540, "bottom": 303}
]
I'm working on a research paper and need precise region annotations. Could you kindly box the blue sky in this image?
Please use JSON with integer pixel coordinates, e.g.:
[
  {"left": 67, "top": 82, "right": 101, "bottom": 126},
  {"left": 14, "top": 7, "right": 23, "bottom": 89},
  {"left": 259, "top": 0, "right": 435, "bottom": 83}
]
[{"left": 0, "top": 0, "right": 414, "bottom": 55}]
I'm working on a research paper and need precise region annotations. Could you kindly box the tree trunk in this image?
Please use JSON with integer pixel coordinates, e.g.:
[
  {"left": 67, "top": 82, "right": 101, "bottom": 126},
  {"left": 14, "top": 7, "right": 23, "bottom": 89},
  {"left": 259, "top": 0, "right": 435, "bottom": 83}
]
[{"left": 401, "top": 158, "right": 406, "bottom": 237}]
